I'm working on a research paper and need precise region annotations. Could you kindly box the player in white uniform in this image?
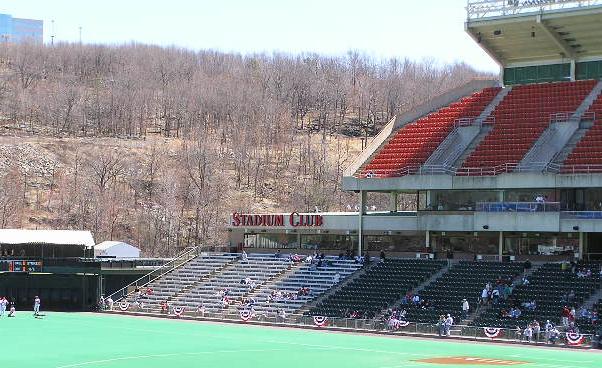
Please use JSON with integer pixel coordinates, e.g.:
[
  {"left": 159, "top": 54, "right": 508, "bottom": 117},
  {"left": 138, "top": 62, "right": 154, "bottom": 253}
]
[
  {"left": 0, "top": 297, "right": 6, "bottom": 317},
  {"left": 33, "top": 296, "right": 41, "bottom": 316}
]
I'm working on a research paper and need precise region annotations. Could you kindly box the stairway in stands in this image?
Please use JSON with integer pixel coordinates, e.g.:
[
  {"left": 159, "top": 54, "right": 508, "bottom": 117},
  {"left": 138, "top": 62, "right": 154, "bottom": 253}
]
[
  {"left": 306, "top": 259, "right": 446, "bottom": 319},
  {"left": 562, "top": 83, "right": 602, "bottom": 173},
  {"left": 404, "top": 261, "right": 523, "bottom": 325},
  {"left": 471, "top": 262, "right": 601, "bottom": 332}
]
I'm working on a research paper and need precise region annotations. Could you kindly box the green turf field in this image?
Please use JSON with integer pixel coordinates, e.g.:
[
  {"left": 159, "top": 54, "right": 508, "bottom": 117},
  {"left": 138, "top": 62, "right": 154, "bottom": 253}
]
[{"left": 2, "top": 312, "right": 601, "bottom": 368}]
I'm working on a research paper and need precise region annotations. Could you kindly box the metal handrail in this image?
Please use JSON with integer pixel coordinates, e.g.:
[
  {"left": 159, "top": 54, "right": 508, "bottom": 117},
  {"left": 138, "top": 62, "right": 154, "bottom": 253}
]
[
  {"left": 467, "top": 0, "right": 602, "bottom": 20},
  {"left": 361, "top": 160, "right": 602, "bottom": 179},
  {"left": 106, "top": 246, "right": 198, "bottom": 302}
]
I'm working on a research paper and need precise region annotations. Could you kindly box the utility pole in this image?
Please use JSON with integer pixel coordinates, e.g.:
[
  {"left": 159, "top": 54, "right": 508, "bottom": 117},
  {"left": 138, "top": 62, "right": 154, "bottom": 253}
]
[
  {"left": 79, "top": 26, "right": 82, "bottom": 44},
  {"left": 50, "top": 19, "right": 55, "bottom": 46}
]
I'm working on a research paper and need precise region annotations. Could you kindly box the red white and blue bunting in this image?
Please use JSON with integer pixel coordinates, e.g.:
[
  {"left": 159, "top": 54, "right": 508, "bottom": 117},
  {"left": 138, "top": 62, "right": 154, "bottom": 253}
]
[
  {"left": 240, "top": 309, "right": 254, "bottom": 322},
  {"left": 566, "top": 333, "right": 585, "bottom": 346},
  {"left": 119, "top": 301, "right": 129, "bottom": 311},
  {"left": 172, "top": 306, "right": 185, "bottom": 317},
  {"left": 313, "top": 316, "right": 328, "bottom": 327},
  {"left": 390, "top": 320, "right": 410, "bottom": 329},
  {"left": 483, "top": 327, "right": 503, "bottom": 339}
]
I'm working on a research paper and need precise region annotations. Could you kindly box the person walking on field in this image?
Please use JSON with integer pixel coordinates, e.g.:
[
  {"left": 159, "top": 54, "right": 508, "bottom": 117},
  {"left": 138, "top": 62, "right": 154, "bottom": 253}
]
[{"left": 33, "top": 296, "right": 41, "bottom": 317}]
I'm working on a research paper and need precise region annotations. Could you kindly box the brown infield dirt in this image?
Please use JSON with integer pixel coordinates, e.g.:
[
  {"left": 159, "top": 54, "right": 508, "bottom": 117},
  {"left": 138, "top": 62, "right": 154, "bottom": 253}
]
[{"left": 414, "top": 357, "right": 529, "bottom": 365}]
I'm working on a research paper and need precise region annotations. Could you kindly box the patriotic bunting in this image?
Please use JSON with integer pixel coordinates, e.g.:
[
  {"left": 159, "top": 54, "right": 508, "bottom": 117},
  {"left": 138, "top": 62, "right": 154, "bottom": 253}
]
[
  {"left": 483, "top": 327, "right": 503, "bottom": 339},
  {"left": 313, "top": 316, "right": 328, "bottom": 327},
  {"left": 566, "top": 332, "right": 585, "bottom": 346},
  {"left": 172, "top": 306, "right": 185, "bottom": 317},
  {"left": 119, "top": 301, "right": 130, "bottom": 311},
  {"left": 240, "top": 309, "right": 254, "bottom": 322}
]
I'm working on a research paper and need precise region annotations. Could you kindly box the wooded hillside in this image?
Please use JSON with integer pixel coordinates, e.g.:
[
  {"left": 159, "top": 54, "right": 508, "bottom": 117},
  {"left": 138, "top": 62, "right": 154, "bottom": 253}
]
[{"left": 0, "top": 43, "right": 489, "bottom": 255}]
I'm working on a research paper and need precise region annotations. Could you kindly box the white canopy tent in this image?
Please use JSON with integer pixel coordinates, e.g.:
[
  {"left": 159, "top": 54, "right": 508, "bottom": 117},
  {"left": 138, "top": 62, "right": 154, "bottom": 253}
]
[
  {"left": 94, "top": 241, "right": 141, "bottom": 258},
  {"left": 0, "top": 229, "right": 95, "bottom": 258}
]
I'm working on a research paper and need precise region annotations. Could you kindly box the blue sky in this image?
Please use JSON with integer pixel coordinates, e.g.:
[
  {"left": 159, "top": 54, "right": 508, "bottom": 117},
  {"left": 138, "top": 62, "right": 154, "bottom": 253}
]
[{"left": 1, "top": 0, "right": 499, "bottom": 72}]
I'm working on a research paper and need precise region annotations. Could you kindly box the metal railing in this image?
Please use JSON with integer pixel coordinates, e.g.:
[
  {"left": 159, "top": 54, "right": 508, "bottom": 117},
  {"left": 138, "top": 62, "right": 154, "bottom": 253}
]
[
  {"left": 549, "top": 111, "right": 596, "bottom": 124},
  {"left": 476, "top": 201, "right": 561, "bottom": 212},
  {"left": 106, "top": 246, "right": 198, "bottom": 302},
  {"left": 105, "top": 306, "right": 596, "bottom": 348},
  {"left": 361, "top": 160, "right": 602, "bottom": 179},
  {"left": 467, "top": 0, "right": 602, "bottom": 20},
  {"left": 561, "top": 211, "right": 602, "bottom": 219},
  {"left": 454, "top": 115, "right": 495, "bottom": 128}
]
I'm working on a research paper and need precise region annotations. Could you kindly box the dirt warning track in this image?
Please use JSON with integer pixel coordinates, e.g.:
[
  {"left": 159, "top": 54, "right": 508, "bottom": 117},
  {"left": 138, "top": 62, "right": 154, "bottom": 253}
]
[{"left": 414, "top": 356, "right": 529, "bottom": 365}]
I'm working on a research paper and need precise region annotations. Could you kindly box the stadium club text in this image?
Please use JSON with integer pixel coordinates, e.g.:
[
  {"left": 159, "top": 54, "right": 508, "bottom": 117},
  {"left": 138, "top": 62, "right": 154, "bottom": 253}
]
[{"left": 231, "top": 212, "right": 324, "bottom": 227}]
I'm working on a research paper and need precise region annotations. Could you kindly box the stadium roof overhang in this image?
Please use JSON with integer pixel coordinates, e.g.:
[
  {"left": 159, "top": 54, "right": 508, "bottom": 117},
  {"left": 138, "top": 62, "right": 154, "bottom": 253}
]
[{"left": 466, "top": 4, "right": 602, "bottom": 66}]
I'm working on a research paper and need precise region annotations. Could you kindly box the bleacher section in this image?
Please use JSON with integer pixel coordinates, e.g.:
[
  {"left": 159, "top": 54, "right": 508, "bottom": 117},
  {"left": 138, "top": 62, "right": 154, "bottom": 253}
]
[
  {"left": 359, "top": 88, "right": 500, "bottom": 177},
  {"left": 563, "top": 93, "right": 602, "bottom": 172},
  {"left": 171, "top": 254, "right": 291, "bottom": 312},
  {"left": 405, "top": 261, "right": 523, "bottom": 324},
  {"left": 473, "top": 263, "right": 601, "bottom": 332},
  {"left": 306, "top": 259, "right": 445, "bottom": 319},
  {"left": 461, "top": 81, "right": 597, "bottom": 174},
  {"left": 130, "top": 253, "right": 237, "bottom": 308},
  {"left": 251, "top": 258, "right": 362, "bottom": 316}
]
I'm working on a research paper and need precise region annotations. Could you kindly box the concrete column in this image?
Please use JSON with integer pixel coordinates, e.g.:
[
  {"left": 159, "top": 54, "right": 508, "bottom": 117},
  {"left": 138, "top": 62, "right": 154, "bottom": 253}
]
[
  {"left": 389, "top": 192, "right": 398, "bottom": 213},
  {"left": 498, "top": 231, "right": 504, "bottom": 261},
  {"left": 498, "top": 190, "right": 504, "bottom": 202},
  {"left": 570, "top": 60, "right": 576, "bottom": 82},
  {"left": 426, "top": 190, "right": 432, "bottom": 209},
  {"left": 297, "top": 232, "right": 302, "bottom": 248},
  {"left": 425, "top": 230, "right": 431, "bottom": 249},
  {"left": 579, "top": 232, "right": 584, "bottom": 260},
  {"left": 358, "top": 191, "right": 366, "bottom": 255}
]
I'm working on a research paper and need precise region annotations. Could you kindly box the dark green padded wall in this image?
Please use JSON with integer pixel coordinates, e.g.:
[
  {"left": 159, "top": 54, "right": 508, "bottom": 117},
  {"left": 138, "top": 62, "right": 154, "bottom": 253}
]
[
  {"left": 503, "top": 63, "right": 571, "bottom": 85},
  {"left": 576, "top": 61, "right": 602, "bottom": 80}
]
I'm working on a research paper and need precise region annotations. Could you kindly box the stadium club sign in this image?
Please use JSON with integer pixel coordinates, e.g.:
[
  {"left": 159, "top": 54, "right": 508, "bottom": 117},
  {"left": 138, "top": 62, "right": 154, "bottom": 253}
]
[{"left": 231, "top": 212, "right": 324, "bottom": 228}]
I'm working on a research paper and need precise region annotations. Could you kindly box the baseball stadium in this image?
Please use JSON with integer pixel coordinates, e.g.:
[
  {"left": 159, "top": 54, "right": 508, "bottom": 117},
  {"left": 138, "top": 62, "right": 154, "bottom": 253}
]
[{"left": 4, "top": 0, "right": 602, "bottom": 367}]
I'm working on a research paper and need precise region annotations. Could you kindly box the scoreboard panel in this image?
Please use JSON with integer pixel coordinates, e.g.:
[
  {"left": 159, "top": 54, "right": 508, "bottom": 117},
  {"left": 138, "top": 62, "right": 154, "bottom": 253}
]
[{"left": 0, "top": 260, "right": 43, "bottom": 272}]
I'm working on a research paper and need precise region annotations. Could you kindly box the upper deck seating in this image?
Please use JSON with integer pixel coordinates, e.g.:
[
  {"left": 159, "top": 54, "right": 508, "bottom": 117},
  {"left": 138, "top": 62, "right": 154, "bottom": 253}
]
[
  {"left": 562, "top": 94, "right": 602, "bottom": 173},
  {"left": 359, "top": 88, "right": 500, "bottom": 178},
  {"left": 461, "top": 80, "right": 596, "bottom": 175}
]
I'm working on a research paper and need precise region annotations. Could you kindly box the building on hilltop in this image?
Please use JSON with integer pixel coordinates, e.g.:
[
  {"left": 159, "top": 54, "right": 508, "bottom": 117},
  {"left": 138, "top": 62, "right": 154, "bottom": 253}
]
[{"left": 0, "top": 13, "right": 43, "bottom": 43}]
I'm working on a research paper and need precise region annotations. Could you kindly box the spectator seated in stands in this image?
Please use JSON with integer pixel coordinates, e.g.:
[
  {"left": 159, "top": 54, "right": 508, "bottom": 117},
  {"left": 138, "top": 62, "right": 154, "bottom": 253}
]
[
  {"left": 297, "top": 287, "right": 310, "bottom": 297},
  {"left": 145, "top": 287, "right": 153, "bottom": 296},
  {"left": 579, "top": 306, "right": 592, "bottom": 319},
  {"left": 412, "top": 294, "right": 421, "bottom": 306},
  {"left": 241, "top": 250, "right": 248, "bottom": 261},
  {"left": 522, "top": 300, "right": 537, "bottom": 311},
  {"left": 577, "top": 268, "right": 593, "bottom": 278},
  {"left": 290, "top": 254, "right": 303, "bottom": 263},
  {"left": 509, "top": 307, "right": 522, "bottom": 318},
  {"left": 333, "top": 272, "right": 341, "bottom": 283},
  {"left": 161, "top": 300, "right": 168, "bottom": 314}
]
